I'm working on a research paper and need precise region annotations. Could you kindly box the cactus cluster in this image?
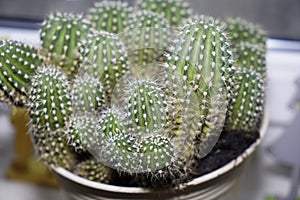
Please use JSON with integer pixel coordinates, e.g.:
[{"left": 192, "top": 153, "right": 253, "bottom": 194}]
[{"left": 0, "top": 0, "right": 266, "bottom": 189}]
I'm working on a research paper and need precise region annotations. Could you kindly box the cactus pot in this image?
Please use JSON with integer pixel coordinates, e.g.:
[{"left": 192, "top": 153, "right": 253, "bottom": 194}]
[{"left": 52, "top": 111, "right": 268, "bottom": 200}]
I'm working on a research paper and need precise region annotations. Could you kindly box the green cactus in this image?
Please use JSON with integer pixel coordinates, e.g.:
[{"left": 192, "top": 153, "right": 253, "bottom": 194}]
[
  {"left": 122, "top": 10, "right": 171, "bottom": 67},
  {"left": 164, "top": 16, "right": 233, "bottom": 157},
  {"left": 28, "top": 66, "right": 72, "bottom": 132},
  {"left": 33, "top": 130, "right": 75, "bottom": 169},
  {"left": 86, "top": 1, "right": 133, "bottom": 34},
  {"left": 66, "top": 114, "right": 98, "bottom": 152},
  {"left": 225, "top": 69, "right": 264, "bottom": 131},
  {"left": 233, "top": 42, "right": 266, "bottom": 77},
  {"left": 226, "top": 17, "right": 267, "bottom": 47},
  {"left": 125, "top": 80, "right": 168, "bottom": 134},
  {"left": 78, "top": 30, "right": 129, "bottom": 98},
  {"left": 0, "top": 40, "right": 41, "bottom": 106},
  {"left": 136, "top": 0, "right": 192, "bottom": 27},
  {"left": 40, "top": 12, "right": 90, "bottom": 77},
  {"left": 73, "top": 159, "right": 112, "bottom": 183},
  {"left": 71, "top": 73, "right": 105, "bottom": 112}
]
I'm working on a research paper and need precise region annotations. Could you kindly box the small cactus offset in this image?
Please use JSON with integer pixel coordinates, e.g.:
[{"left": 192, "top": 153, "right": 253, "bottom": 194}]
[
  {"left": 0, "top": 40, "right": 41, "bottom": 106},
  {"left": 71, "top": 73, "right": 105, "bottom": 113},
  {"left": 40, "top": 12, "right": 90, "bottom": 77},
  {"left": 33, "top": 130, "right": 75, "bottom": 169},
  {"left": 123, "top": 10, "right": 171, "bottom": 67},
  {"left": 78, "top": 30, "right": 129, "bottom": 98},
  {"left": 233, "top": 42, "right": 266, "bottom": 77},
  {"left": 225, "top": 69, "right": 264, "bottom": 132},
  {"left": 73, "top": 159, "right": 112, "bottom": 183},
  {"left": 66, "top": 114, "right": 98, "bottom": 152},
  {"left": 225, "top": 17, "right": 267, "bottom": 47},
  {"left": 125, "top": 80, "right": 168, "bottom": 134},
  {"left": 136, "top": 0, "right": 192, "bottom": 27},
  {"left": 28, "top": 66, "right": 72, "bottom": 132},
  {"left": 86, "top": 1, "right": 133, "bottom": 34}
]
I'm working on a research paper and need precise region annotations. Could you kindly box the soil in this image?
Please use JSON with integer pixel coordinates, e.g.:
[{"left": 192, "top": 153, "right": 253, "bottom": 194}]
[{"left": 109, "top": 129, "right": 260, "bottom": 188}]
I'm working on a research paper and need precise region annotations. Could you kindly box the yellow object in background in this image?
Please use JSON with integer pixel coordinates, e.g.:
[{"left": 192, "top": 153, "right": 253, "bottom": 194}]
[{"left": 6, "top": 107, "right": 58, "bottom": 187}]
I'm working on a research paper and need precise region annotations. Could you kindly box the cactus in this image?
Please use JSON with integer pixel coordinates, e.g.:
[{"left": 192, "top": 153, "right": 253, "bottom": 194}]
[
  {"left": 122, "top": 10, "right": 171, "bottom": 67},
  {"left": 86, "top": 1, "right": 133, "bottom": 34},
  {"left": 78, "top": 30, "right": 129, "bottom": 98},
  {"left": 73, "top": 159, "right": 112, "bottom": 183},
  {"left": 40, "top": 12, "right": 90, "bottom": 77},
  {"left": 33, "top": 130, "right": 75, "bottom": 169},
  {"left": 125, "top": 80, "right": 168, "bottom": 134},
  {"left": 66, "top": 114, "right": 98, "bottom": 152},
  {"left": 71, "top": 73, "right": 105, "bottom": 112},
  {"left": 225, "top": 69, "right": 264, "bottom": 131},
  {"left": 136, "top": 0, "right": 192, "bottom": 27},
  {"left": 164, "top": 16, "right": 233, "bottom": 157},
  {"left": 0, "top": 40, "right": 41, "bottom": 106},
  {"left": 28, "top": 66, "right": 72, "bottom": 132},
  {"left": 233, "top": 42, "right": 266, "bottom": 77},
  {"left": 226, "top": 17, "right": 267, "bottom": 47}
]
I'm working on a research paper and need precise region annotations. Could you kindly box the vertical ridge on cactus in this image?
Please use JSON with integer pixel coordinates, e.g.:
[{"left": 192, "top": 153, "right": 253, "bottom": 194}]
[
  {"left": 226, "top": 17, "right": 267, "bottom": 47},
  {"left": 29, "top": 66, "right": 72, "bottom": 132},
  {"left": 71, "top": 73, "right": 105, "bottom": 112},
  {"left": 0, "top": 40, "right": 41, "bottom": 106},
  {"left": 136, "top": 0, "right": 192, "bottom": 28},
  {"left": 40, "top": 12, "right": 90, "bottom": 77},
  {"left": 33, "top": 130, "right": 75, "bottom": 169},
  {"left": 78, "top": 30, "right": 129, "bottom": 98},
  {"left": 123, "top": 10, "right": 171, "bottom": 67},
  {"left": 66, "top": 114, "right": 98, "bottom": 152},
  {"left": 125, "top": 79, "right": 168, "bottom": 134},
  {"left": 73, "top": 159, "right": 112, "bottom": 183},
  {"left": 233, "top": 42, "right": 266, "bottom": 77},
  {"left": 225, "top": 69, "right": 264, "bottom": 132},
  {"left": 164, "top": 16, "right": 233, "bottom": 158},
  {"left": 86, "top": 1, "right": 133, "bottom": 34}
]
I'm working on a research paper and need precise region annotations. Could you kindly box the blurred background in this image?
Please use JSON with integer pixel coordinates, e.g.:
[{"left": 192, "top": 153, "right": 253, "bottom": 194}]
[{"left": 0, "top": 0, "right": 300, "bottom": 200}]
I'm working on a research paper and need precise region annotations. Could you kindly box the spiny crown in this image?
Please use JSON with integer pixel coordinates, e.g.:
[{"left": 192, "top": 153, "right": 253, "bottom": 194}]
[
  {"left": 125, "top": 80, "right": 168, "bottom": 134},
  {"left": 79, "top": 30, "right": 129, "bottom": 97},
  {"left": 66, "top": 114, "right": 98, "bottom": 151},
  {"left": 136, "top": 0, "right": 192, "bottom": 27},
  {"left": 40, "top": 12, "right": 90, "bottom": 77},
  {"left": 0, "top": 40, "right": 41, "bottom": 106},
  {"left": 123, "top": 10, "right": 171, "bottom": 66},
  {"left": 226, "top": 17, "right": 266, "bottom": 47},
  {"left": 225, "top": 69, "right": 264, "bottom": 132},
  {"left": 233, "top": 42, "right": 266, "bottom": 77},
  {"left": 86, "top": 1, "right": 133, "bottom": 34},
  {"left": 29, "top": 66, "right": 72, "bottom": 132},
  {"left": 71, "top": 73, "right": 105, "bottom": 112}
]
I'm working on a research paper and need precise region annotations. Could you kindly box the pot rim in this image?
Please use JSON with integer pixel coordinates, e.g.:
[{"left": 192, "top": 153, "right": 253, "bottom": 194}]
[{"left": 52, "top": 110, "right": 269, "bottom": 194}]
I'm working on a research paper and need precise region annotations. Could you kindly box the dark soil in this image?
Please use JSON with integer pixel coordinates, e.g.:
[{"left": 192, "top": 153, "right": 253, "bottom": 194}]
[{"left": 109, "top": 129, "right": 260, "bottom": 188}]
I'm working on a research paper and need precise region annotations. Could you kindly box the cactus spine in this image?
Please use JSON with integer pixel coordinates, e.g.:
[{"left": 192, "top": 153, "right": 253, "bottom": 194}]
[
  {"left": 136, "top": 0, "right": 192, "bottom": 27},
  {"left": 79, "top": 30, "right": 129, "bottom": 97},
  {"left": 86, "top": 1, "right": 133, "bottom": 34},
  {"left": 226, "top": 17, "right": 267, "bottom": 47},
  {"left": 73, "top": 159, "right": 111, "bottom": 183},
  {"left": 28, "top": 66, "right": 72, "bottom": 132},
  {"left": 40, "top": 12, "right": 90, "bottom": 77},
  {"left": 225, "top": 69, "right": 264, "bottom": 131},
  {"left": 0, "top": 40, "right": 41, "bottom": 106},
  {"left": 123, "top": 10, "right": 171, "bottom": 66},
  {"left": 165, "top": 16, "right": 234, "bottom": 157}
]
